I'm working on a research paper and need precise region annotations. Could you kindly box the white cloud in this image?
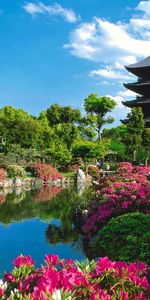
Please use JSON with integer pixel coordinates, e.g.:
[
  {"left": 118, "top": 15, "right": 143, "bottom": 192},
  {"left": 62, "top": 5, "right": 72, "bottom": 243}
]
[
  {"left": 65, "top": 0, "right": 150, "bottom": 83},
  {"left": 117, "top": 90, "right": 137, "bottom": 98},
  {"left": 23, "top": 2, "right": 78, "bottom": 23},
  {"left": 66, "top": 17, "right": 150, "bottom": 62},
  {"left": 136, "top": 0, "right": 150, "bottom": 15},
  {"left": 90, "top": 67, "right": 132, "bottom": 81}
]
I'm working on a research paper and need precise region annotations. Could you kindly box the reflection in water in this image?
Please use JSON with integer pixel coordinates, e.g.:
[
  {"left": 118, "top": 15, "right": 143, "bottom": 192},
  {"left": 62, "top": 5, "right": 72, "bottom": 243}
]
[
  {"left": 46, "top": 223, "right": 79, "bottom": 245},
  {"left": 77, "top": 182, "right": 86, "bottom": 196},
  {"left": 0, "top": 185, "right": 87, "bottom": 273},
  {"left": 33, "top": 186, "right": 63, "bottom": 202}
]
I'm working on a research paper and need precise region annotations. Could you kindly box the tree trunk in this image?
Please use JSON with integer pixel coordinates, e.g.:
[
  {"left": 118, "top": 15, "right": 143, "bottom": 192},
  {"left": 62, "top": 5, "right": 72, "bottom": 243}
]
[
  {"left": 145, "top": 149, "right": 149, "bottom": 166},
  {"left": 98, "top": 127, "right": 102, "bottom": 142},
  {"left": 133, "top": 149, "right": 136, "bottom": 163}
]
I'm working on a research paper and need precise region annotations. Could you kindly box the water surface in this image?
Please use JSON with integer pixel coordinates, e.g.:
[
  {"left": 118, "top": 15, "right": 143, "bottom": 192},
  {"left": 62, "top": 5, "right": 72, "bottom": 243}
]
[{"left": 0, "top": 185, "right": 86, "bottom": 274}]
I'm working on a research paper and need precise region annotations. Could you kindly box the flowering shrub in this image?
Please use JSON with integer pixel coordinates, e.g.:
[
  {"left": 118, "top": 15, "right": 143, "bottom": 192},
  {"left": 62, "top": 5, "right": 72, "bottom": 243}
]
[
  {"left": 29, "top": 163, "right": 63, "bottom": 182},
  {"left": 83, "top": 180, "right": 150, "bottom": 237},
  {"left": 1, "top": 254, "right": 150, "bottom": 299},
  {"left": 0, "top": 168, "right": 7, "bottom": 181},
  {"left": 83, "top": 163, "right": 150, "bottom": 237}
]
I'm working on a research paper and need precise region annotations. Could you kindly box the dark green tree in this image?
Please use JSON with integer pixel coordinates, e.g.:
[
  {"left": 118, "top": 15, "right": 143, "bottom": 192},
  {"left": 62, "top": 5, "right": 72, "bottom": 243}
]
[
  {"left": 142, "top": 128, "right": 150, "bottom": 166},
  {"left": 126, "top": 107, "right": 144, "bottom": 162}
]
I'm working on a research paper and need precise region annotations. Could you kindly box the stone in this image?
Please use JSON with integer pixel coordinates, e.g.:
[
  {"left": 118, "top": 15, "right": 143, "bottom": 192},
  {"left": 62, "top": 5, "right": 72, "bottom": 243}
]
[{"left": 77, "top": 168, "right": 86, "bottom": 182}]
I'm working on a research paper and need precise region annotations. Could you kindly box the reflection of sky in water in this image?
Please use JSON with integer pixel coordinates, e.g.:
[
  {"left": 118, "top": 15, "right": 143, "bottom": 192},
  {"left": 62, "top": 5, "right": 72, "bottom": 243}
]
[{"left": 0, "top": 187, "right": 86, "bottom": 274}]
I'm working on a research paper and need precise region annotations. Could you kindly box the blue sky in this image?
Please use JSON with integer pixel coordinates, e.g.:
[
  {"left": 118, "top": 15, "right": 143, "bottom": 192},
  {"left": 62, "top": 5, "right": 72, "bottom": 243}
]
[{"left": 0, "top": 0, "right": 149, "bottom": 125}]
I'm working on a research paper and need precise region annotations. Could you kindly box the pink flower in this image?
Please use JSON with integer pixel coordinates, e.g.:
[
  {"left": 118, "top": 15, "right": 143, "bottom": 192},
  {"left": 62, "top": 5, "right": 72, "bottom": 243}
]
[
  {"left": 0, "top": 287, "right": 4, "bottom": 297},
  {"left": 45, "top": 254, "right": 59, "bottom": 266},
  {"left": 13, "top": 255, "right": 35, "bottom": 268}
]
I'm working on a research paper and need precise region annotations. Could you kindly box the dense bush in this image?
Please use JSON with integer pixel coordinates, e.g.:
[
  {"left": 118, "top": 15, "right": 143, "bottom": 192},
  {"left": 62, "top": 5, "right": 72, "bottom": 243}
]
[
  {"left": 1, "top": 254, "right": 149, "bottom": 299},
  {"left": 6, "top": 165, "right": 26, "bottom": 178},
  {"left": 29, "top": 163, "right": 63, "bottom": 182},
  {"left": 90, "top": 213, "right": 150, "bottom": 266}
]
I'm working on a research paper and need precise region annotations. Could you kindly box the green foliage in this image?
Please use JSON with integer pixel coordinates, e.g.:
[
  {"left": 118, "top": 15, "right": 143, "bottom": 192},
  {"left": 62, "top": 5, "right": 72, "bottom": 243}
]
[
  {"left": 126, "top": 107, "right": 145, "bottom": 161},
  {"left": 0, "top": 106, "right": 42, "bottom": 150},
  {"left": 110, "top": 140, "right": 126, "bottom": 160},
  {"left": 46, "top": 142, "right": 72, "bottom": 167},
  {"left": 6, "top": 165, "right": 26, "bottom": 178},
  {"left": 46, "top": 104, "right": 81, "bottom": 126},
  {"left": 72, "top": 140, "right": 110, "bottom": 163},
  {"left": 90, "top": 212, "right": 150, "bottom": 265},
  {"left": 102, "top": 124, "right": 128, "bottom": 142},
  {"left": 84, "top": 94, "right": 116, "bottom": 140},
  {"left": 142, "top": 128, "right": 150, "bottom": 165}
]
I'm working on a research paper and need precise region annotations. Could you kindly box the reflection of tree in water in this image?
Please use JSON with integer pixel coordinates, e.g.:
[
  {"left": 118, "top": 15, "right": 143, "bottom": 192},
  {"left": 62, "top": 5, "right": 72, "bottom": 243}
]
[
  {"left": 46, "top": 223, "right": 79, "bottom": 245},
  {"left": 0, "top": 185, "right": 83, "bottom": 225}
]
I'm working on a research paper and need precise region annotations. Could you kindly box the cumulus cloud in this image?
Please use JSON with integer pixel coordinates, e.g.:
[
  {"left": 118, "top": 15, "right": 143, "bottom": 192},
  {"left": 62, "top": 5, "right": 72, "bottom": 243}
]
[
  {"left": 136, "top": 0, "right": 150, "bottom": 15},
  {"left": 65, "top": 1, "right": 150, "bottom": 81},
  {"left": 90, "top": 67, "right": 132, "bottom": 81},
  {"left": 23, "top": 2, "right": 78, "bottom": 23}
]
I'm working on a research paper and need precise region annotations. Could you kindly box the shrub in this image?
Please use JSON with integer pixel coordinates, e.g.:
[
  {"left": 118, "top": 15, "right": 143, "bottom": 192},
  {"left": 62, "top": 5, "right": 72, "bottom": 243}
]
[
  {"left": 2, "top": 254, "right": 149, "bottom": 299},
  {"left": 90, "top": 213, "right": 150, "bottom": 266},
  {"left": 29, "top": 163, "right": 63, "bottom": 182},
  {"left": 6, "top": 165, "right": 26, "bottom": 178}
]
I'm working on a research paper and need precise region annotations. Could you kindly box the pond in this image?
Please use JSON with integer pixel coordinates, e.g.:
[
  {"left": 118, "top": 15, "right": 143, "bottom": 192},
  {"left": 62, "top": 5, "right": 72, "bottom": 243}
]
[{"left": 0, "top": 184, "right": 87, "bottom": 275}]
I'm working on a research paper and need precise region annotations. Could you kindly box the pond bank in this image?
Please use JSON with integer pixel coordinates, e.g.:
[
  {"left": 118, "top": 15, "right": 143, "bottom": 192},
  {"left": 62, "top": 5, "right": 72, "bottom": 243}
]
[{"left": 0, "top": 176, "right": 75, "bottom": 189}]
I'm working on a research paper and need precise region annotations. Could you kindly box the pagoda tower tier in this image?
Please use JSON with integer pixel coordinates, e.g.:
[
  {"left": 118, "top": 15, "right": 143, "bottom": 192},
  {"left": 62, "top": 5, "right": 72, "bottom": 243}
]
[
  {"left": 123, "top": 56, "right": 150, "bottom": 128},
  {"left": 124, "top": 81, "right": 150, "bottom": 96},
  {"left": 125, "top": 56, "right": 150, "bottom": 79}
]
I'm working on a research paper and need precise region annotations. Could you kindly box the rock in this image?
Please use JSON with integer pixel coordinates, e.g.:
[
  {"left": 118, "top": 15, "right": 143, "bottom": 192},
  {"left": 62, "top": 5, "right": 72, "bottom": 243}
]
[{"left": 77, "top": 168, "right": 86, "bottom": 182}]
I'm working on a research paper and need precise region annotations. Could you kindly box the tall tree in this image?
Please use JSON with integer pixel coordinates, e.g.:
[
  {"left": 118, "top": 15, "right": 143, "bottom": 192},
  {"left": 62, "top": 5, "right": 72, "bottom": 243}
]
[
  {"left": 126, "top": 107, "right": 144, "bottom": 162},
  {"left": 142, "top": 128, "right": 150, "bottom": 166},
  {"left": 84, "top": 94, "right": 116, "bottom": 141}
]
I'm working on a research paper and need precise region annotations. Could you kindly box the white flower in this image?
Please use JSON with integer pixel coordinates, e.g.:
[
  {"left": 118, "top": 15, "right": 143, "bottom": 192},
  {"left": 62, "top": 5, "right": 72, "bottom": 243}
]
[
  {"left": 0, "top": 279, "right": 7, "bottom": 291},
  {"left": 52, "top": 289, "right": 62, "bottom": 300}
]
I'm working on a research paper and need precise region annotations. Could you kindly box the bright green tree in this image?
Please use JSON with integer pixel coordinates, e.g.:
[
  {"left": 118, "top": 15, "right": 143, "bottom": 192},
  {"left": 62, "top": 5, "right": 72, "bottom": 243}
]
[
  {"left": 84, "top": 94, "right": 116, "bottom": 141},
  {"left": 0, "top": 106, "right": 42, "bottom": 150}
]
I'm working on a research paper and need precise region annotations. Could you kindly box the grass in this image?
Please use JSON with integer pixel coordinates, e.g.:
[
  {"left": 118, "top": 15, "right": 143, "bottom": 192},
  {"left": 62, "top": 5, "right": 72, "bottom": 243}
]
[{"left": 61, "top": 171, "right": 76, "bottom": 179}]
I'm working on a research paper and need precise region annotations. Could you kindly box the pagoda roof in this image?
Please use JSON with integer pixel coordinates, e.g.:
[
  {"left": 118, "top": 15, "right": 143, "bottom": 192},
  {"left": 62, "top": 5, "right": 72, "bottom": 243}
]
[
  {"left": 124, "top": 80, "right": 150, "bottom": 95},
  {"left": 125, "top": 56, "right": 150, "bottom": 77},
  {"left": 144, "top": 117, "right": 150, "bottom": 127},
  {"left": 122, "top": 98, "right": 150, "bottom": 108},
  {"left": 121, "top": 117, "right": 150, "bottom": 127}
]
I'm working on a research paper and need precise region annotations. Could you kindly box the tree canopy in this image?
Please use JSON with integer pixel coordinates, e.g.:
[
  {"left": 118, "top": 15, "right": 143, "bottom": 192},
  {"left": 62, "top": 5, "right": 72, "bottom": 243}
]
[{"left": 84, "top": 94, "right": 116, "bottom": 141}]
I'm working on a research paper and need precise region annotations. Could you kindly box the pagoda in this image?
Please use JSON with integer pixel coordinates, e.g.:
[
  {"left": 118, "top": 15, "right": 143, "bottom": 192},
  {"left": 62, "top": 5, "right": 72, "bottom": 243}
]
[{"left": 123, "top": 56, "right": 150, "bottom": 127}]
